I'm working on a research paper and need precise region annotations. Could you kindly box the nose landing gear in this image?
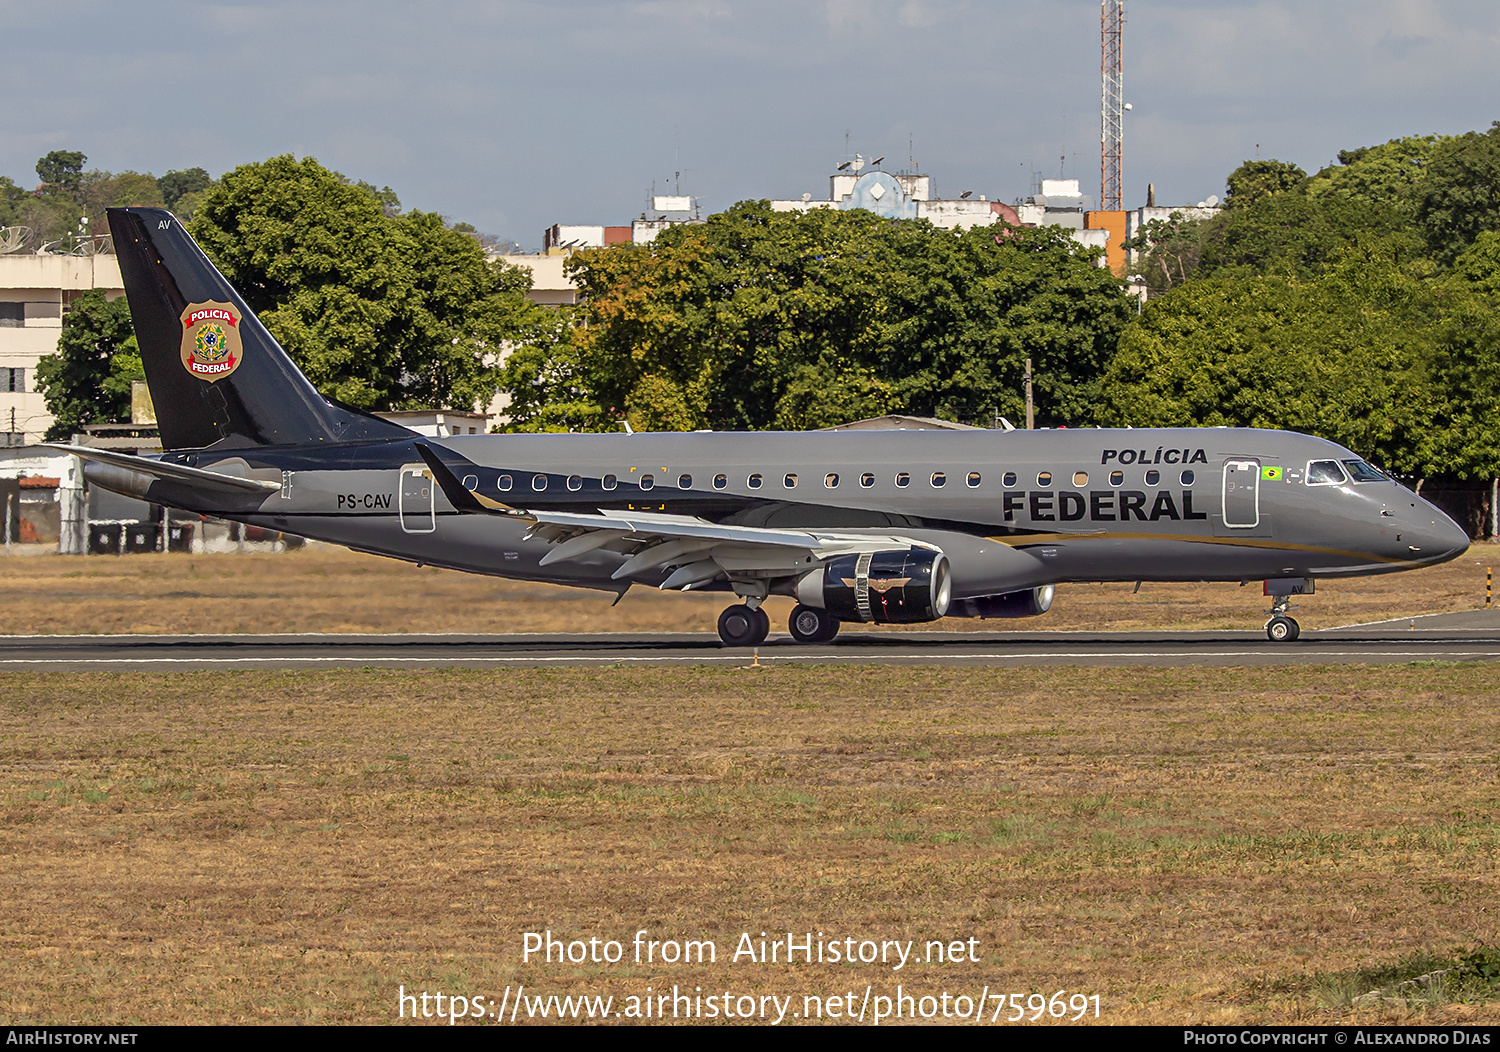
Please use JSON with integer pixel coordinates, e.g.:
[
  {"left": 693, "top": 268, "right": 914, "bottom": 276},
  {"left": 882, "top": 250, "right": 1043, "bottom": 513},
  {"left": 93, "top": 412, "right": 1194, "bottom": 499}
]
[{"left": 1265, "top": 594, "right": 1300, "bottom": 642}]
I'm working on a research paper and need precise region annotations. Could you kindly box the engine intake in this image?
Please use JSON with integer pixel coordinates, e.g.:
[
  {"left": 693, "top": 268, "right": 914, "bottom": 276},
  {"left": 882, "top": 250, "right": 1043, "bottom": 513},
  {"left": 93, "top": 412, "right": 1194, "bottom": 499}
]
[{"left": 796, "top": 548, "right": 951, "bottom": 624}]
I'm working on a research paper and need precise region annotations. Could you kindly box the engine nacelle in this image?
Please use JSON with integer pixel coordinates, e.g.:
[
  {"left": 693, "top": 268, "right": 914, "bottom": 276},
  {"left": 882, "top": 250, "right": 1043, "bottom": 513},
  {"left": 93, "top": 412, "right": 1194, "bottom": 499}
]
[
  {"left": 795, "top": 548, "right": 951, "bottom": 624},
  {"left": 948, "top": 585, "right": 1055, "bottom": 619}
]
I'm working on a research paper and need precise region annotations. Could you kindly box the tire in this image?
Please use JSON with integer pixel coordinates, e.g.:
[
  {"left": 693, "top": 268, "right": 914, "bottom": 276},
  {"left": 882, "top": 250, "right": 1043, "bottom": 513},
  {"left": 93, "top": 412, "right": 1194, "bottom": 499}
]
[
  {"left": 789, "top": 604, "right": 840, "bottom": 644},
  {"left": 718, "top": 604, "right": 770, "bottom": 647},
  {"left": 1266, "top": 615, "right": 1300, "bottom": 642}
]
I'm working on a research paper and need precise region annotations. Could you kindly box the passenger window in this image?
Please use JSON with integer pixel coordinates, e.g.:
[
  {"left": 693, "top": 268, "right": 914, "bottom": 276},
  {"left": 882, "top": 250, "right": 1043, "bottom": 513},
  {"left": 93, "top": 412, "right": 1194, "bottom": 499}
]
[
  {"left": 1145, "top": 469, "right": 1159, "bottom": 485},
  {"left": 895, "top": 472, "right": 911, "bottom": 487},
  {"left": 1109, "top": 471, "right": 1123, "bottom": 486},
  {"left": 497, "top": 474, "right": 513, "bottom": 492},
  {"left": 602, "top": 474, "right": 617, "bottom": 491},
  {"left": 678, "top": 473, "right": 692, "bottom": 489},
  {"left": 931, "top": 472, "right": 947, "bottom": 487},
  {"left": 1003, "top": 471, "right": 1017, "bottom": 487},
  {"left": 567, "top": 475, "right": 582, "bottom": 491},
  {"left": 713, "top": 473, "right": 727, "bottom": 489},
  {"left": 860, "top": 472, "right": 875, "bottom": 488},
  {"left": 784, "top": 473, "right": 798, "bottom": 488},
  {"left": 748, "top": 473, "right": 763, "bottom": 489},
  {"left": 639, "top": 474, "right": 655, "bottom": 490},
  {"left": 1073, "top": 471, "right": 1088, "bottom": 486},
  {"left": 532, "top": 474, "right": 548, "bottom": 491},
  {"left": 1037, "top": 472, "right": 1052, "bottom": 486},
  {"left": 825, "top": 473, "right": 839, "bottom": 488},
  {"left": 1306, "top": 460, "right": 1347, "bottom": 486},
  {"left": 1180, "top": 470, "right": 1193, "bottom": 486},
  {"left": 967, "top": 471, "right": 981, "bottom": 488}
]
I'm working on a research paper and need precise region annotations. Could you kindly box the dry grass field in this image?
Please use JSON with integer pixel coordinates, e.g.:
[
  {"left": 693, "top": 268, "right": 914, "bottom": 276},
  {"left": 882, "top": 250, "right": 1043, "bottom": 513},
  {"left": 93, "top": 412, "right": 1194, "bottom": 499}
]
[
  {"left": 3, "top": 545, "right": 1499, "bottom": 1025},
  {"left": 2, "top": 664, "right": 1500, "bottom": 1026},
  {"left": 0, "top": 541, "right": 1495, "bottom": 636}
]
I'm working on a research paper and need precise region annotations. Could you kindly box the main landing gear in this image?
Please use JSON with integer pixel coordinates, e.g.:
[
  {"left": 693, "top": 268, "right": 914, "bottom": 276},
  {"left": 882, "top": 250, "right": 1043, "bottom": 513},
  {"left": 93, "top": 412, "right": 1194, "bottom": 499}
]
[
  {"left": 1265, "top": 594, "right": 1300, "bottom": 642},
  {"left": 717, "top": 604, "right": 770, "bottom": 647},
  {"left": 715, "top": 603, "right": 843, "bottom": 646},
  {"left": 788, "top": 604, "right": 840, "bottom": 644}
]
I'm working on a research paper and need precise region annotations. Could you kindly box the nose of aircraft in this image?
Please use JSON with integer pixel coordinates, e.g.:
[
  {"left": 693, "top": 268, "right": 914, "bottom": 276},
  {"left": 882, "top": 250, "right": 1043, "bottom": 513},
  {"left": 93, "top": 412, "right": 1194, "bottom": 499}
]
[{"left": 1405, "top": 497, "right": 1470, "bottom": 564}]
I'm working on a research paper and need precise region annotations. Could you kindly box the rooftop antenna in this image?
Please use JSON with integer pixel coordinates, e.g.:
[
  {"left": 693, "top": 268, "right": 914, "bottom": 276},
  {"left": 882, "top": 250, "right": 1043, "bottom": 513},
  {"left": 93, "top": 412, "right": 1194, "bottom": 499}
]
[{"left": 1101, "top": 0, "right": 1124, "bottom": 210}]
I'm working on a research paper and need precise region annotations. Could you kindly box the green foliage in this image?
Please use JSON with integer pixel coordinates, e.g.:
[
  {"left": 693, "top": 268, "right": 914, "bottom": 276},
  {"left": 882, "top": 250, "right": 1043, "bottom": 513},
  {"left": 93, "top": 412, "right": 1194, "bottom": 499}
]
[
  {"left": 35, "top": 151, "right": 85, "bottom": 193},
  {"left": 355, "top": 180, "right": 401, "bottom": 217},
  {"left": 1197, "top": 193, "right": 1418, "bottom": 280},
  {"left": 188, "top": 154, "right": 544, "bottom": 412},
  {"left": 157, "top": 168, "right": 212, "bottom": 211},
  {"left": 0, "top": 177, "right": 25, "bottom": 228},
  {"left": 1417, "top": 122, "right": 1500, "bottom": 262},
  {"left": 1099, "top": 253, "right": 1440, "bottom": 474},
  {"left": 34, "top": 291, "right": 139, "bottom": 439},
  {"left": 1308, "top": 135, "right": 1450, "bottom": 216},
  {"left": 1123, "top": 211, "right": 1209, "bottom": 295},
  {"left": 78, "top": 170, "right": 165, "bottom": 225},
  {"left": 501, "top": 203, "right": 1131, "bottom": 432},
  {"left": 1223, "top": 159, "right": 1306, "bottom": 211}
]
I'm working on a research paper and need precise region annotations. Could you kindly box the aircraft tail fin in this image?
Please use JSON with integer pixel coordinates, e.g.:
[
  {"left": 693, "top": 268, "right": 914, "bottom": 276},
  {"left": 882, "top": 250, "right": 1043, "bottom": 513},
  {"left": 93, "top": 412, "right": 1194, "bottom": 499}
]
[{"left": 106, "top": 207, "right": 413, "bottom": 450}]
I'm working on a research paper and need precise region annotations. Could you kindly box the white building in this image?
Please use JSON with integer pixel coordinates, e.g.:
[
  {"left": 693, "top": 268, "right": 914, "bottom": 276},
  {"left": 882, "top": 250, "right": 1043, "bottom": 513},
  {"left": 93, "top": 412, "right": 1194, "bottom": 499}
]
[
  {"left": 768, "top": 162, "right": 1021, "bottom": 231},
  {"left": 0, "top": 252, "right": 123, "bottom": 445}
]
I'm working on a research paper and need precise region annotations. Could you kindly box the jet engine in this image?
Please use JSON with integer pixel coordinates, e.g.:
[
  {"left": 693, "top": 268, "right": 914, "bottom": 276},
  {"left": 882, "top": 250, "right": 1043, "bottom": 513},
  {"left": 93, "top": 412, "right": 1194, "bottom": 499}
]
[
  {"left": 795, "top": 548, "right": 951, "bottom": 623},
  {"left": 948, "top": 585, "right": 1055, "bottom": 619}
]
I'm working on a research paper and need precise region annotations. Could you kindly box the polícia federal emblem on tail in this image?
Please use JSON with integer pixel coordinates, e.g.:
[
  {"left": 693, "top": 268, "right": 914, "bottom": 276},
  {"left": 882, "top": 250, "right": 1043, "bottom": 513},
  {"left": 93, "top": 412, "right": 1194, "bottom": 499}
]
[{"left": 179, "top": 301, "right": 243, "bottom": 381}]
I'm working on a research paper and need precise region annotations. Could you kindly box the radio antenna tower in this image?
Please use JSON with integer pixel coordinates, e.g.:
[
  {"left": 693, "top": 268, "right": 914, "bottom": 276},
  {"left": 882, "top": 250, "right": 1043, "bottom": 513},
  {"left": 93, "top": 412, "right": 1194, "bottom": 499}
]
[{"left": 1101, "top": 0, "right": 1125, "bottom": 210}]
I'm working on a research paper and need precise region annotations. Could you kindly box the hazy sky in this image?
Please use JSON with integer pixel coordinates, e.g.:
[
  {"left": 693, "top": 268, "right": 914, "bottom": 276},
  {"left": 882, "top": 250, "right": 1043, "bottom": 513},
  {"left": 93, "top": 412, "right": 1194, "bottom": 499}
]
[{"left": 3, "top": 0, "right": 1497, "bottom": 250}]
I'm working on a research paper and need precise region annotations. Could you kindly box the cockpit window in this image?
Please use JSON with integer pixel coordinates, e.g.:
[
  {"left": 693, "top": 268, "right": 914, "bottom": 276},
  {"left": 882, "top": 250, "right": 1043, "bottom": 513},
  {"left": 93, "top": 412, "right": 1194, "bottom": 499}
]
[
  {"left": 1306, "top": 460, "right": 1348, "bottom": 486},
  {"left": 1341, "top": 459, "right": 1386, "bottom": 483}
]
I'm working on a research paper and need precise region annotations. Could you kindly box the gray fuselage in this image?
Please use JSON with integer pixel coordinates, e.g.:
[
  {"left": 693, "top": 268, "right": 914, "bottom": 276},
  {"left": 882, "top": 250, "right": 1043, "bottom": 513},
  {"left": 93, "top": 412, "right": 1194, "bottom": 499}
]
[{"left": 137, "top": 425, "right": 1469, "bottom": 602}]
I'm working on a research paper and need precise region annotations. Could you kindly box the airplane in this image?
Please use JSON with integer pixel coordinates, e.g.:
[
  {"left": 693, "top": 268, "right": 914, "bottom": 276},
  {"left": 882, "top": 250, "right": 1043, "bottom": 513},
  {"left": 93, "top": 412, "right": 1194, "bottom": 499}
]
[{"left": 54, "top": 206, "right": 1471, "bottom": 647}]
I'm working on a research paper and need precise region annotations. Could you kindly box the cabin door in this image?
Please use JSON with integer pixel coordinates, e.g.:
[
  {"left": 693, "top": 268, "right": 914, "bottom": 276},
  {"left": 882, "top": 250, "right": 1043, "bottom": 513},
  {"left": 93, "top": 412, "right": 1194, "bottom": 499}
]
[
  {"left": 399, "top": 465, "right": 435, "bottom": 534},
  {"left": 1220, "top": 458, "right": 1260, "bottom": 529}
]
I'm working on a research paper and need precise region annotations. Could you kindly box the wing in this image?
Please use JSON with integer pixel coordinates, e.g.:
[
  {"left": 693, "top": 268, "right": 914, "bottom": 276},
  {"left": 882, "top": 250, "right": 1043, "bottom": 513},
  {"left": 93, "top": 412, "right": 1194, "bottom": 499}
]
[
  {"left": 526, "top": 508, "right": 937, "bottom": 590},
  {"left": 415, "top": 441, "right": 936, "bottom": 591}
]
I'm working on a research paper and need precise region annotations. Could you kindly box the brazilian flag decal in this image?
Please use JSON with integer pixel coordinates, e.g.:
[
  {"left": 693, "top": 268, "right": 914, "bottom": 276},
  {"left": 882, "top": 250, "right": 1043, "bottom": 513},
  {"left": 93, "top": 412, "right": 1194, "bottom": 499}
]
[{"left": 1262, "top": 466, "right": 1284, "bottom": 481}]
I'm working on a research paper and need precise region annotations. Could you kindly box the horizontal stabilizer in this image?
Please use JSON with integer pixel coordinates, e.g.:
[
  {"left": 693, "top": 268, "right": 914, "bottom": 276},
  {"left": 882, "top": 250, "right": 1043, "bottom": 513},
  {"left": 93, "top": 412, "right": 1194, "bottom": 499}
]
[{"left": 42, "top": 444, "right": 281, "bottom": 493}]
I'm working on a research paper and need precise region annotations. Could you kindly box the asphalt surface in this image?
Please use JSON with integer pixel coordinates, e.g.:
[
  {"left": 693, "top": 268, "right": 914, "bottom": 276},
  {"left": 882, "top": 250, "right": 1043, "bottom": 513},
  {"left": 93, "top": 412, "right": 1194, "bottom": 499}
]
[{"left": 4, "top": 610, "right": 1500, "bottom": 670}]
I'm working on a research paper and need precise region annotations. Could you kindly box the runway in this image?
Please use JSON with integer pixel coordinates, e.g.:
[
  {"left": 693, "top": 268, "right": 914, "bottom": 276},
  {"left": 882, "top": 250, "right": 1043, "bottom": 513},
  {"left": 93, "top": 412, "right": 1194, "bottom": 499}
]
[{"left": 4, "top": 610, "right": 1500, "bottom": 670}]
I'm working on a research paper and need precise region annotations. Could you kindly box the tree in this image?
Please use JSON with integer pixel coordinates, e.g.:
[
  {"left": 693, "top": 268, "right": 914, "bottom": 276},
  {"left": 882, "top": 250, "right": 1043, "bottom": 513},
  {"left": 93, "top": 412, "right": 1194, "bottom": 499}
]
[
  {"left": 1196, "top": 192, "right": 1417, "bottom": 280},
  {"left": 1097, "top": 253, "right": 1442, "bottom": 474},
  {"left": 0, "top": 177, "right": 26, "bottom": 229},
  {"left": 34, "top": 290, "right": 140, "bottom": 439},
  {"left": 1223, "top": 159, "right": 1306, "bottom": 210},
  {"left": 158, "top": 167, "right": 213, "bottom": 210},
  {"left": 501, "top": 203, "right": 1132, "bottom": 433},
  {"left": 1124, "top": 210, "right": 1209, "bottom": 295},
  {"left": 1307, "top": 135, "right": 1449, "bottom": 217},
  {"left": 78, "top": 170, "right": 164, "bottom": 226},
  {"left": 35, "top": 151, "right": 85, "bottom": 193},
  {"left": 1417, "top": 122, "right": 1500, "bottom": 263},
  {"left": 188, "top": 154, "right": 545, "bottom": 411}
]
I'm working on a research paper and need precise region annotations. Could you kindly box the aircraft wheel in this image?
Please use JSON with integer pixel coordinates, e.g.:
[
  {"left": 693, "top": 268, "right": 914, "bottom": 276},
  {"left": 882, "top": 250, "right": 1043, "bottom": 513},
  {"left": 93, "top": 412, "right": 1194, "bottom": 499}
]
[
  {"left": 1266, "top": 615, "right": 1300, "bottom": 642},
  {"left": 788, "top": 604, "right": 840, "bottom": 644},
  {"left": 718, "top": 605, "right": 770, "bottom": 647}
]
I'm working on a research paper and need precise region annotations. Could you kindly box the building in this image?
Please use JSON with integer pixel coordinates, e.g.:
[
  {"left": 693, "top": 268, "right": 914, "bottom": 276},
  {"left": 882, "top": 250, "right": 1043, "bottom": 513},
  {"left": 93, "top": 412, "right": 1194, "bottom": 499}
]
[
  {"left": 768, "top": 161, "right": 1021, "bottom": 231},
  {"left": 0, "top": 251, "right": 123, "bottom": 445},
  {"left": 373, "top": 410, "right": 491, "bottom": 437}
]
